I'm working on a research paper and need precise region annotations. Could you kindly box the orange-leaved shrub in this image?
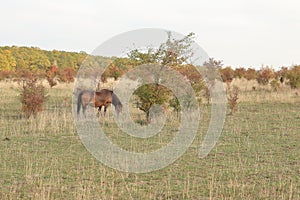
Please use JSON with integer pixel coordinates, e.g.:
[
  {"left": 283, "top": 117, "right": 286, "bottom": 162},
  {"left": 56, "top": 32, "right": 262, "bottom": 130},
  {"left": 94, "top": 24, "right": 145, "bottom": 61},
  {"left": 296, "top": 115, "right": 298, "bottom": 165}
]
[
  {"left": 20, "top": 74, "right": 47, "bottom": 118},
  {"left": 256, "top": 67, "right": 274, "bottom": 85},
  {"left": 227, "top": 84, "right": 240, "bottom": 115}
]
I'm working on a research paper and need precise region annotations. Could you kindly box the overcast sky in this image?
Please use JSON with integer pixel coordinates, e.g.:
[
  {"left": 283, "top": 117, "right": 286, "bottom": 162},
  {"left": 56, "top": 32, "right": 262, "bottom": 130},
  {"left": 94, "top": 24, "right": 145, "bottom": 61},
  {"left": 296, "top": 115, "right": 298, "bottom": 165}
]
[{"left": 1, "top": 0, "right": 299, "bottom": 69}]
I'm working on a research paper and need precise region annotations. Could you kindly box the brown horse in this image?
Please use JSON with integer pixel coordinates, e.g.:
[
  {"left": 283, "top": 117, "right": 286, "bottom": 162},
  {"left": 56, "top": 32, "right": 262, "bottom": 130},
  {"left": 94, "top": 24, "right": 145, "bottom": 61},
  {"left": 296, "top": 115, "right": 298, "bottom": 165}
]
[{"left": 77, "top": 89, "right": 122, "bottom": 116}]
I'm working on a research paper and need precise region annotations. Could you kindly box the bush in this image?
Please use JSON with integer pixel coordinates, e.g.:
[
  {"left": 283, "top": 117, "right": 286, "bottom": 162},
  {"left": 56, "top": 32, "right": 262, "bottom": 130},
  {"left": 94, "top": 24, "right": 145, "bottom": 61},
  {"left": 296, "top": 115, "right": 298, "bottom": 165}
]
[
  {"left": 46, "top": 66, "right": 58, "bottom": 87},
  {"left": 20, "top": 74, "right": 47, "bottom": 118},
  {"left": 287, "top": 66, "right": 300, "bottom": 89},
  {"left": 134, "top": 84, "right": 171, "bottom": 123},
  {"left": 244, "top": 68, "right": 258, "bottom": 80},
  {"left": 257, "top": 67, "right": 274, "bottom": 85},
  {"left": 219, "top": 66, "right": 234, "bottom": 82},
  {"left": 234, "top": 68, "right": 247, "bottom": 79},
  {"left": 0, "top": 70, "right": 14, "bottom": 80},
  {"left": 227, "top": 85, "right": 240, "bottom": 115},
  {"left": 270, "top": 79, "right": 280, "bottom": 92},
  {"left": 58, "top": 67, "right": 76, "bottom": 83}
]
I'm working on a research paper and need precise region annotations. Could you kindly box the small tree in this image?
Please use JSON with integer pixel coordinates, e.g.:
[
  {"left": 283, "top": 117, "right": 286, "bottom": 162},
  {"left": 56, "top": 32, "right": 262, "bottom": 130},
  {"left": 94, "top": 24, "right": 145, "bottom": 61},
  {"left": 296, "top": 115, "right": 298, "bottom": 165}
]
[
  {"left": 20, "top": 74, "right": 47, "bottom": 118},
  {"left": 257, "top": 67, "right": 274, "bottom": 85},
  {"left": 227, "top": 85, "right": 239, "bottom": 115},
  {"left": 169, "top": 96, "right": 180, "bottom": 118},
  {"left": 219, "top": 66, "right": 234, "bottom": 83},
  {"left": 134, "top": 84, "right": 171, "bottom": 122},
  {"left": 46, "top": 65, "right": 58, "bottom": 87},
  {"left": 128, "top": 32, "right": 197, "bottom": 121}
]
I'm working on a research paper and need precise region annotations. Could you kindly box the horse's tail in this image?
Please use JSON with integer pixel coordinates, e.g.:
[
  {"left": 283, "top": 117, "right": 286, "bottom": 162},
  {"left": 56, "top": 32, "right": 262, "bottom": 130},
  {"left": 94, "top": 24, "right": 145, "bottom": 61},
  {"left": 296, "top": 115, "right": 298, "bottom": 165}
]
[
  {"left": 77, "top": 91, "right": 83, "bottom": 115},
  {"left": 112, "top": 93, "right": 122, "bottom": 115}
]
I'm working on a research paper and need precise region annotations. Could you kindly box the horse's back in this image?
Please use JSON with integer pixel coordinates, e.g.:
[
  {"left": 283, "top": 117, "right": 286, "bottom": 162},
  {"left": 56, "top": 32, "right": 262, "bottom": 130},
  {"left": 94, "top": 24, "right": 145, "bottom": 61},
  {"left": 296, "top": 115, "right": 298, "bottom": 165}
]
[{"left": 80, "top": 90, "right": 94, "bottom": 104}]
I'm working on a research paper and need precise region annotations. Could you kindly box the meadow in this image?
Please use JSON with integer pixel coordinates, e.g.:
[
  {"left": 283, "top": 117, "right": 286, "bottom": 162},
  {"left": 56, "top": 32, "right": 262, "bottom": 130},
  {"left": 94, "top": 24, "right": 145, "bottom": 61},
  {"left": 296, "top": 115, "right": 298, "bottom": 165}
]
[{"left": 0, "top": 79, "right": 299, "bottom": 199}]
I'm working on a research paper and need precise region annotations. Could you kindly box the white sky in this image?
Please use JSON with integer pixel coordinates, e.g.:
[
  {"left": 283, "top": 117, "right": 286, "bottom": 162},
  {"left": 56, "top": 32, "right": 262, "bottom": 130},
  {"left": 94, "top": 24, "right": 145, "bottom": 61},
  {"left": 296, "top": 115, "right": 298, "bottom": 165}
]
[{"left": 1, "top": 0, "right": 299, "bottom": 69}]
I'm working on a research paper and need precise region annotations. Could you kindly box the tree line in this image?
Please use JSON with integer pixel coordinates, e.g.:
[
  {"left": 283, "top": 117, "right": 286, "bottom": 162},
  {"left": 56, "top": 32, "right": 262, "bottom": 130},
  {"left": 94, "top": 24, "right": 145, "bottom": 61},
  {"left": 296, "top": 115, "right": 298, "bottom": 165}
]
[
  {"left": 1, "top": 45, "right": 299, "bottom": 89},
  {"left": 0, "top": 46, "right": 108, "bottom": 83}
]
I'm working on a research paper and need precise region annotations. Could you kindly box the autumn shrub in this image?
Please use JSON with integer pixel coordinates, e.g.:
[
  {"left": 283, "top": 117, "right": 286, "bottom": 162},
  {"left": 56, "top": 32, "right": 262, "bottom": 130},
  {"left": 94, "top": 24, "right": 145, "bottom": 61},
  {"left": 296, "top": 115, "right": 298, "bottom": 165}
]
[
  {"left": 227, "top": 85, "right": 240, "bottom": 115},
  {"left": 256, "top": 67, "right": 274, "bottom": 85},
  {"left": 58, "top": 67, "right": 76, "bottom": 83},
  {"left": 234, "top": 68, "right": 247, "bottom": 79},
  {"left": 46, "top": 66, "right": 58, "bottom": 87},
  {"left": 0, "top": 70, "right": 14, "bottom": 80},
  {"left": 287, "top": 65, "right": 300, "bottom": 89},
  {"left": 244, "top": 68, "right": 258, "bottom": 80},
  {"left": 219, "top": 66, "right": 234, "bottom": 82},
  {"left": 20, "top": 74, "right": 47, "bottom": 118}
]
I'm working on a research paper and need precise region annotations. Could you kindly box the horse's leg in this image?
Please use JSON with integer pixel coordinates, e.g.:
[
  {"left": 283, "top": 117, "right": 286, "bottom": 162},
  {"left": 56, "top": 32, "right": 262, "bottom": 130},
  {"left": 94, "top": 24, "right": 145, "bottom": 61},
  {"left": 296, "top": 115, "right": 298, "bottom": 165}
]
[
  {"left": 104, "top": 106, "right": 107, "bottom": 117},
  {"left": 82, "top": 105, "right": 87, "bottom": 117},
  {"left": 97, "top": 106, "right": 102, "bottom": 117}
]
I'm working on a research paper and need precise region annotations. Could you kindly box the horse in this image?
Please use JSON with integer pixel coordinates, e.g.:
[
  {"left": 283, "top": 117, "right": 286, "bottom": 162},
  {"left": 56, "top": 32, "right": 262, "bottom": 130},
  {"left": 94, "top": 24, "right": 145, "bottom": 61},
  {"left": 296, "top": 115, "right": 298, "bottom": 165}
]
[{"left": 77, "top": 89, "right": 122, "bottom": 117}]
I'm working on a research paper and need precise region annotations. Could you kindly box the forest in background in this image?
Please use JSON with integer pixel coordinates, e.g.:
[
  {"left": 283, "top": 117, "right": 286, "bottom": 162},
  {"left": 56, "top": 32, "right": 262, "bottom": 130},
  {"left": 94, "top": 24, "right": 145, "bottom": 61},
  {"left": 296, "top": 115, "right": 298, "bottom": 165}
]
[{"left": 0, "top": 45, "right": 299, "bottom": 89}]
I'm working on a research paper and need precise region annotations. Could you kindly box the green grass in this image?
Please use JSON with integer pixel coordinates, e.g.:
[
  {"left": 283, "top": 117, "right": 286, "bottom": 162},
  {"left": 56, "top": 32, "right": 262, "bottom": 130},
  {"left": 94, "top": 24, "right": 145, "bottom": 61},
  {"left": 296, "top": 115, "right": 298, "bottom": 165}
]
[{"left": 0, "top": 81, "right": 299, "bottom": 199}]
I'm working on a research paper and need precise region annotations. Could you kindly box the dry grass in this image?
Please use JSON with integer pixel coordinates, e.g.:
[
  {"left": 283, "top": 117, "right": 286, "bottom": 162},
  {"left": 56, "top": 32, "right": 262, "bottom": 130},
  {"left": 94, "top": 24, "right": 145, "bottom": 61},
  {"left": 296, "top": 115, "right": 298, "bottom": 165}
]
[
  {"left": 229, "top": 78, "right": 300, "bottom": 103},
  {"left": 0, "top": 79, "right": 299, "bottom": 199}
]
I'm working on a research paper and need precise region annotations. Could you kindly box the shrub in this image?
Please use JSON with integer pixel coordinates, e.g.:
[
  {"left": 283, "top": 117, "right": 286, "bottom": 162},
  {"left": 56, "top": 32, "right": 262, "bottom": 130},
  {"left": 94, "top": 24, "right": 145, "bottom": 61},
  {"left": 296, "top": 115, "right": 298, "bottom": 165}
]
[
  {"left": 257, "top": 67, "right": 274, "bottom": 85},
  {"left": 0, "top": 70, "right": 14, "bottom": 80},
  {"left": 58, "top": 67, "right": 76, "bottom": 83},
  {"left": 20, "top": 74, "right": 47, "bottom": 118},
  {"left": 46, "top": 66, "right": 58, "bottom": 87},
  {"left": 287, "top": 65, "right": 300, "bottom": 89},
  {"left": 219, "top": 66, "right": 234, "bottom": 82},
  {"left": 134, "top": 84, "right": 171, "bottom": 123},
  {"left": 270, "top": 79, "right": 280, "bottom": 92},
  {"left": 234, "top": 68, "right": 247, "bottom": 79},
  {"left": 227, "top": 85, "right": 240, "bottom": 115},
  {"left": 244, "top": 68, "right": 258, "bottom": 80}
]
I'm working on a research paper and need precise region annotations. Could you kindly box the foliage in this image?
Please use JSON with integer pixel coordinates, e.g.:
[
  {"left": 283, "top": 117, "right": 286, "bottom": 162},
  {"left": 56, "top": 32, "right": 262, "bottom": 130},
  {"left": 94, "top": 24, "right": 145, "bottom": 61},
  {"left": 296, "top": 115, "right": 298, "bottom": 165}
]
[
  {"left": 46, "top": 66, "right": 58, "bottom": 87},
  {"left": 134, "top": 84, "right": 171, "bottom": 122},
  {"left": 169, "top": 96, "right": 180, "bottom": 118},
  {"left": 256, "top": 67, "right": 274, "bottom": 85},
  {"left": 0, "top": 49, "right": 16, "bottom": 70},
  {"left": 227, "top": 85, "right": 240, "bottom": 115},
  {"left": 58, "top": 67, "right": 76, "bottom": 83},
  {"left": 127, "top": 32, "right": 199, "bottom": 121},
  {"left": 2, "top": 45, "right": 300, "bottom": 94},
  {"left": 0, "top": 46, "right": 88, "bottom": 73},
  {"left": 128, "top": 32, "right": 195, "bottom": 66},
  {"left": 233, "top": 68, "right": 246, "bottom": 79},
  {"left": 270, "top": 79, "right": 280, "bottom": 92},
  {"left": 287, "top": 65, "right": 300, "bottom": 88},
  {"left": 275, "top": 67, "right": 288, "bottom": 81},
  {"left": 0, "top": 70, "right": 14, "bottom": 80},
  {"left": 174, "top": 64, "right": 206, "bottom": 96},
  {"left": 244, "top": 68, "right": 258, "bottom": 80},
  {"left": 101, "top": 58, "right": 135, "bottom": 81},
  {"left": 219, "top": 66, "right": 234, "bottom": 82},
  {"left": 20, "top": 74, "right": 47, "bottom": 118}
]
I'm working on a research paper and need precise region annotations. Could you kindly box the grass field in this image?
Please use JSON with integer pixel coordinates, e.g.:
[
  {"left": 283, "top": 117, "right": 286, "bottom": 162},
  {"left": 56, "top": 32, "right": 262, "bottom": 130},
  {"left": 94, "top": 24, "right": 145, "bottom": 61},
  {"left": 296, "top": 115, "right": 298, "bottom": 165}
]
[{"left": 0, "top": 80, "right": 299, "bottom": 199}]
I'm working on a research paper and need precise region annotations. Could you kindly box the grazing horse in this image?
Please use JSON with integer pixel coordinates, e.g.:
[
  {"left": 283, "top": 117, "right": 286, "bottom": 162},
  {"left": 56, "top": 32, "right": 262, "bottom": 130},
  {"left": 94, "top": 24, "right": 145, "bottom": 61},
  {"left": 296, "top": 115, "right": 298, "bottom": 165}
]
[{"left": 77, "top": 89, "right": 122, "bottom": 117}]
